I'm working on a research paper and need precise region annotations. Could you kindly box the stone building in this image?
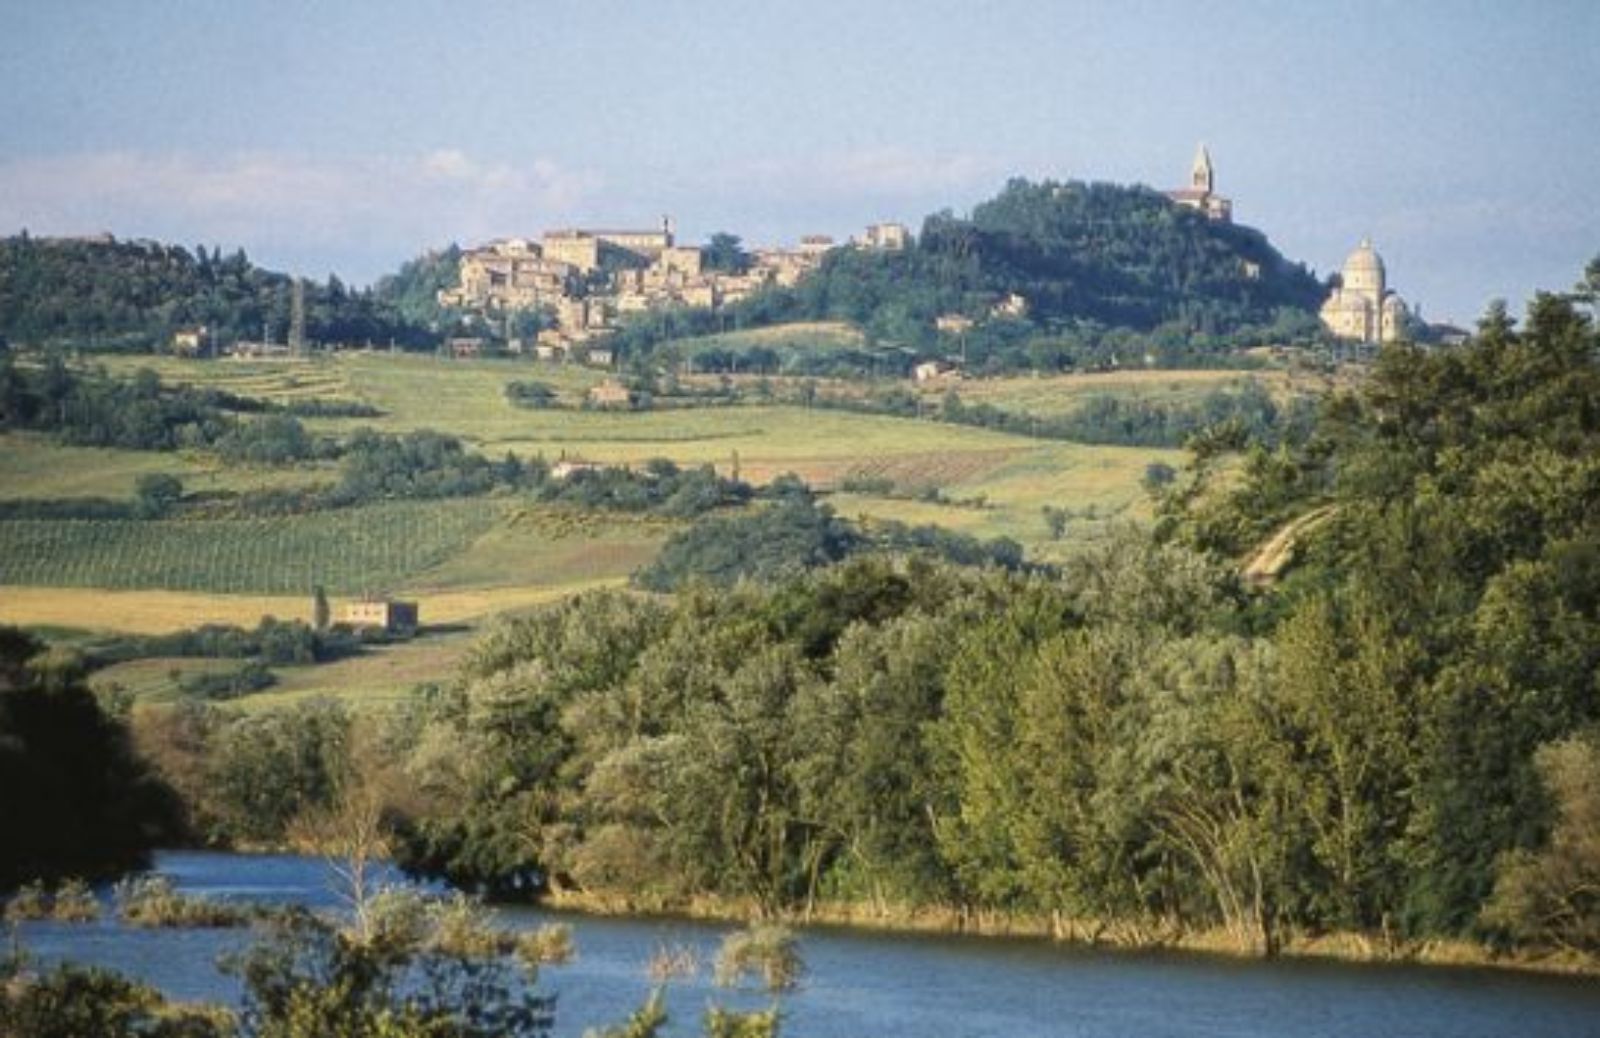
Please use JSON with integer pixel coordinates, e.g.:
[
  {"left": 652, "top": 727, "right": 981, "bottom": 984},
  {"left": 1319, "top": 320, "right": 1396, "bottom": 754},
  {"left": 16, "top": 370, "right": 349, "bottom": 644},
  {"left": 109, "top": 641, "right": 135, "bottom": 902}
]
[
  {"left": 1167, "top": 143, "right": 1232, "bottom": 223},
  {"left": 541, "top": 221, "right": 675, "bottom": 273},
  {"left": 439, "top": 238, "right": 576, "bottom": 311},
  {"left": 341, "top": 597, "right": 419, "bottom": 634},
  {"left": 1319, "top": 238, "right": 1410, "bottom": 344},
  {"left": 859, "top": 222, "right": 910, "bottom": 250}
]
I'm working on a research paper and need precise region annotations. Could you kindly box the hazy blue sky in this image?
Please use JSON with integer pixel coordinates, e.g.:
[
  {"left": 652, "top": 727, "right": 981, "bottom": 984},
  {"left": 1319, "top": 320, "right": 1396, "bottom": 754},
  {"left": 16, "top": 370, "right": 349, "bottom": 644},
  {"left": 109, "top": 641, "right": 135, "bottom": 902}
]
[{"left": 3, "top": 0, "right": 1596, "bottom": 321}]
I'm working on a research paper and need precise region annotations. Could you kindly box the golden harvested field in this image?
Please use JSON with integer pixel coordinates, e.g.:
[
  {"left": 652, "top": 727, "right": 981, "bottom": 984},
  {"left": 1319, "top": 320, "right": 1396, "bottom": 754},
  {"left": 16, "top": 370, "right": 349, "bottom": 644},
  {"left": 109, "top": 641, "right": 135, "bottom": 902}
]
[{"left": 0, "top": 581, "right": 622, "bottom": 636}]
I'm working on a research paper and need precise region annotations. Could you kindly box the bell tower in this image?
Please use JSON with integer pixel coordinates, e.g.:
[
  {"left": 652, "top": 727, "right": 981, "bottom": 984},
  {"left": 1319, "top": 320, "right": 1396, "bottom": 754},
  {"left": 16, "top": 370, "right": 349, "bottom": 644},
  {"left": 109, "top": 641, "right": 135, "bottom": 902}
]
[{"left": 1191, "top": 143, "right": 1214, "bottom": 194}]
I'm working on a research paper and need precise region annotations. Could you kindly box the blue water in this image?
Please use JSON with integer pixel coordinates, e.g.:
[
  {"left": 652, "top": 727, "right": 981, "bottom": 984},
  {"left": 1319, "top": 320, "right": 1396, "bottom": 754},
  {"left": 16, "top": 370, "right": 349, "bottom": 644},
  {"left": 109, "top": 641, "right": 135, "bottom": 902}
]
[{"left": 14, "top": 851, "right": 1600, "bottom": 1037}]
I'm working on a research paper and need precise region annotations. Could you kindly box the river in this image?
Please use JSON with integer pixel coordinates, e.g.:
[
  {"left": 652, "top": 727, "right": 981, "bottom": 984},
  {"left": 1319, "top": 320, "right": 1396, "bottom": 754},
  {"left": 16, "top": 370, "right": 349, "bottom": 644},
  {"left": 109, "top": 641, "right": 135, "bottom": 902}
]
[{"left": 13, "top": 851, "right": 1600, "bottom": 1037}]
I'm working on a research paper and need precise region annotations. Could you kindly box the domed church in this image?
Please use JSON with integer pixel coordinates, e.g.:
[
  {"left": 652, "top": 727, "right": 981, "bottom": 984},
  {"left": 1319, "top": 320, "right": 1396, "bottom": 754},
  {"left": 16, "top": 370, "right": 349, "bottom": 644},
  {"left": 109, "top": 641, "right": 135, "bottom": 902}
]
[{"left": 1320, "top": 239, "right": 1410, "bottom": 344}]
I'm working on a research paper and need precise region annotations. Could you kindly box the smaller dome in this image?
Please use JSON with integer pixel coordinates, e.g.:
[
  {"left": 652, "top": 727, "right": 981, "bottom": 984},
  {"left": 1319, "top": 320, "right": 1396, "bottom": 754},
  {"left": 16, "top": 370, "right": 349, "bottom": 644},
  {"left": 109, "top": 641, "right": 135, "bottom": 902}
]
[{"left": 1382, "top": 293, "right": 1407, "bottom": 313}]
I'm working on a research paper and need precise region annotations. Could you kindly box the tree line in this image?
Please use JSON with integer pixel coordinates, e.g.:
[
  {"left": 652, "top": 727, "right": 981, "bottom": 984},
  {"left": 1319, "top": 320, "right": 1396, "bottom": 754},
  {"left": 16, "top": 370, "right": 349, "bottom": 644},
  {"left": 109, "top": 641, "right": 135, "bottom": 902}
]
[{"left": 0, "top": 234, "right": 441, "bottom": 351}]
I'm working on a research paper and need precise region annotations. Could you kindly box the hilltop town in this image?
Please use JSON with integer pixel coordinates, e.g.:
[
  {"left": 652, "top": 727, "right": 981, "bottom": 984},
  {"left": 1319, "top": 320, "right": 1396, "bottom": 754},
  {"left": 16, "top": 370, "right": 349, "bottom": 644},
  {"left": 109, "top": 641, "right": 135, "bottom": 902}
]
[
  {"left": 427, "top": 145, "right": 1420, "bottom": 368},
  {"left": 436, "top": 220, "right": 910, "bottom": 362}
]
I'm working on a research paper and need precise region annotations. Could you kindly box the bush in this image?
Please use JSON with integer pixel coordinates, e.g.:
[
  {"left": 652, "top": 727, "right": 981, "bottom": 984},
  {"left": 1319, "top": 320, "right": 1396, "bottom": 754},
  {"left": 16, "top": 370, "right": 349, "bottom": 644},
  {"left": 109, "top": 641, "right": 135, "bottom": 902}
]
[
  {"left": 516, "top": 923, "right": 575, "bottom": 967},
  {"left": 115, "top": 874, "right": 249, "bottom": 929},
  {"left": 428, "top": 893, "right": 512, "bottom": 958},
  {"left": 0, "top": 960, "right": 230, "bottom": 1038},
  {"left": 177, "top": 661, "right": 276, "bottom": 701},
  {"left": 134, "top": 473, "right": 184, "bottom": 519},
  {"left": 645, "top": 941, "right": 700, "bottom": 983},
  {"left": 52, "top": 878, "right": 100, "bottom": 922},
  {"left": 3, "top": 880, "right": 49, "bottom": 922},
  {"left": 712, "top": 925, "right": 803, "bottom": 993}
]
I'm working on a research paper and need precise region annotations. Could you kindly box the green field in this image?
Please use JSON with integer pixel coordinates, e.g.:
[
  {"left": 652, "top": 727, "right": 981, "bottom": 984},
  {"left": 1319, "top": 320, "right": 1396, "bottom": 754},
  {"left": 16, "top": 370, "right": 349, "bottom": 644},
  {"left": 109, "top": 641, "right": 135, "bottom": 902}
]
[
  {"left": 0, "top": 499, "right": 506, "bottom": 594},
  {"left": 0, "top": 349, "right": 1216, "bottom": 705},
  {"left": 929, "top": 368, "right": 1337, "bottom": 418},
  {"left": 830, "top": 440, "right": 1183, "bottom": 559},
  {"left": 668, "top": 320, "right": 866, "bottom": 364},
  {"left": 89, "top": 628, "right": 478, "bottom": 712},
  {"left": 13, "top": 353, "right": 1199, "bottom": 595},
  {"left": 0, "top": 432, "right": 327, "bottom": 500}
]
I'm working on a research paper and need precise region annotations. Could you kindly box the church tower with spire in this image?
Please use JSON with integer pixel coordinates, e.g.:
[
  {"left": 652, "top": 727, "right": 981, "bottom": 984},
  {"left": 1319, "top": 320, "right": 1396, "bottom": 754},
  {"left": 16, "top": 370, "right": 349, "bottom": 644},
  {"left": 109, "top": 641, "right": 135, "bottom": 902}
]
[
  {"left": 1168, "top": 143, "right": 1232, "bottom": 222},
  {"left": 1191, "top": 143, "right": 1214, "bottom": 194}
]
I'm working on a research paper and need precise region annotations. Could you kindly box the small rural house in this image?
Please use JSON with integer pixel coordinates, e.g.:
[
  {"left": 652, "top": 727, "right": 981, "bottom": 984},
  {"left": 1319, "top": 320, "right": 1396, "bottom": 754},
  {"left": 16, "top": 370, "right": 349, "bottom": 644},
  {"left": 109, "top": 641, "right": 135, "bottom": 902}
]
[{"left": 340, "top": 597, "right": 419, "bottom": 634}]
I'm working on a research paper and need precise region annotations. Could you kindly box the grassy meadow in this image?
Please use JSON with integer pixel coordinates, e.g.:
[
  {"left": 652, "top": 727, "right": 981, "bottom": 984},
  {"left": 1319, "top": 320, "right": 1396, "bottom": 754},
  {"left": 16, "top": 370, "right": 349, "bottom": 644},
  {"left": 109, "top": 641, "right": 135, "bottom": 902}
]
[
  {"left": 1, "top": 350, "right": 1194, "bottom": 704},
  {"left": 87, "top": 626, "right": 481, "bottom": 712},
  {"left": 0, "top": 432, "right": 325, "bottom": 499},
  {"left": 82, "top": 352, "right": 1179, "bottom": 550}
]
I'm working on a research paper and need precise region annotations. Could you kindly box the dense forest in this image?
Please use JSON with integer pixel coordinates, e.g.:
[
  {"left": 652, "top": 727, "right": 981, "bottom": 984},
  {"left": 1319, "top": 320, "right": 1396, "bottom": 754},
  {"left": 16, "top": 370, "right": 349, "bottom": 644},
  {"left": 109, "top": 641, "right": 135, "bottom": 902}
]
[
  {"left": 115, "top": 286, "right": 1600, "bottom": 961},
  {"left": 0, "top": 234, "right": 441, "bottom": 350}
]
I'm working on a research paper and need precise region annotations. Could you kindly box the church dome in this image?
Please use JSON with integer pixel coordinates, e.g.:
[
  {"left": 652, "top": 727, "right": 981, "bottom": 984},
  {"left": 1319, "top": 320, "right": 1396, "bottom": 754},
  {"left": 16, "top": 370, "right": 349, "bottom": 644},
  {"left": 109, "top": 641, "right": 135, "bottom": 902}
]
[{"left": 1343, "top": 238, "right": 1386, "bottom": 280}]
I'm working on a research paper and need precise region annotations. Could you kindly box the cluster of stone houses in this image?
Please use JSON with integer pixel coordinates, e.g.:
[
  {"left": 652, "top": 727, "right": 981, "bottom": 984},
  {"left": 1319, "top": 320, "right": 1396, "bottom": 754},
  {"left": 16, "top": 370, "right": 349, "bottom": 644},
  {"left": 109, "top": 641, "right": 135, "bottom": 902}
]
[{"left": 437, "top": 219, "right": 911, "bottom": 360}]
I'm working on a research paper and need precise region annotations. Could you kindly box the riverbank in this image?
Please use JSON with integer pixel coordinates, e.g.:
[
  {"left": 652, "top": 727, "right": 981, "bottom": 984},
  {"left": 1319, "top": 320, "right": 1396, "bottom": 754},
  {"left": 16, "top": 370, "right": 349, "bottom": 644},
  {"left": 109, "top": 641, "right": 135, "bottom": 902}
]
[
  {"left": 129, "top": 844, "right": 1598, "bottom": 978},
  {"left": 540, "top": 887, "right": 1600, "bottom": 978}
]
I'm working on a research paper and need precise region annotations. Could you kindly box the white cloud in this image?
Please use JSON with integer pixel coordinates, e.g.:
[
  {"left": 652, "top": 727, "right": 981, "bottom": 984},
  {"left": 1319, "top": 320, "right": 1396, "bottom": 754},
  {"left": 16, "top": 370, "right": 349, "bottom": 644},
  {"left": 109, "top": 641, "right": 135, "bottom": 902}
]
[{"left": 0, "top": 149, "right": 601, "bottom": 273}]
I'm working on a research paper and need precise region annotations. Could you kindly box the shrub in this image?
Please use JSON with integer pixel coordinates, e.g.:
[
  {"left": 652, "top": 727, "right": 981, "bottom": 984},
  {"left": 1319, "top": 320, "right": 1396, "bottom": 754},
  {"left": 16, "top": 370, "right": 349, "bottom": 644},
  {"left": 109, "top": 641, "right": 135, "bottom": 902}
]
[
  {"left": 516, "top": 923, "right": 575, "bottom": 967},
  {"left": 115, "top": 875, "right": 249, "bottom": 929},
  {"left": 177, "top": 661, "right": 276, "bottom": 700},
  {"left": 3, "top": 881, "right": 49, "bottom": 922},
  {"left": 52, "top": 878, "right": 100, "bottom": 922},
  {"left": 712, "top": 925, "right": 803, "bottom": 993},
  {"left": 0, "top": 960, "right": 231, "bottom": 1038},
  {"left": 645, "top": 941, "right": 700, "bottom": 982},
  {"left": 428, "top": 893, "right": 512, "bottom": 958}
]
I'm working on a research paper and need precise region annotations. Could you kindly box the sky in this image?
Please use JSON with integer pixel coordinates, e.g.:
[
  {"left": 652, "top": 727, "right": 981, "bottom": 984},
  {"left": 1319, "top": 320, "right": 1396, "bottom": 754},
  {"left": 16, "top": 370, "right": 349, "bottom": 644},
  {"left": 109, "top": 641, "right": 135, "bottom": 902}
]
[{"left": 2, "top": 0, "right": 1596, "bottom": 323}]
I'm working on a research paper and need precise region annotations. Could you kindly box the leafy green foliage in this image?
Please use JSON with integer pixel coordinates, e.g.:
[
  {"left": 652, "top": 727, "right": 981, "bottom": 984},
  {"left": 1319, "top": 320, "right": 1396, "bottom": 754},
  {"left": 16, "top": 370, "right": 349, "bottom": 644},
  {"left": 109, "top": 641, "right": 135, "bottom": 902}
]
[
  {"left": 0, "top": 627, "right": 180, "bottom": 889},
  {"left": 0, "top": 959, "right": 230, "bottom": 1038},
  {"left": 1483, "top": 733, "right": 1600, "bottom": 953},
  {"left": 634, "top": 491, "right": 1021, "bottom": 592},
  {"left": 225, "top": 905, "right": 553, "bottom": 1038},
  {"left": 364, "top": 288, "right": 1600, "bottom": 959},
  {"left": 203, "top": 699, "right": 352, "bottom": 844},
  {"left": 1173, "top": 291, "right": 1600, "bottom": 935},
  {"left": 533, "top": 458, "right": 752, "bottom": 517},
  {"left": 634, "top": 495, "right": 860, "bottom": 591},
  {"left": 0, "top": 234, "right": 436, "bottom": 351}
]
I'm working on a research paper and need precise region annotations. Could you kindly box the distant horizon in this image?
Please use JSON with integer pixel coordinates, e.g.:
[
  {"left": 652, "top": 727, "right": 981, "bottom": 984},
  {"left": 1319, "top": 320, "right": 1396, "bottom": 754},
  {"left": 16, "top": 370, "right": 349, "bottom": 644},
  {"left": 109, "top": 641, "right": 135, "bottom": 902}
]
[{"left": 5, "top": 1, "right": 1596, "bottom": 325}]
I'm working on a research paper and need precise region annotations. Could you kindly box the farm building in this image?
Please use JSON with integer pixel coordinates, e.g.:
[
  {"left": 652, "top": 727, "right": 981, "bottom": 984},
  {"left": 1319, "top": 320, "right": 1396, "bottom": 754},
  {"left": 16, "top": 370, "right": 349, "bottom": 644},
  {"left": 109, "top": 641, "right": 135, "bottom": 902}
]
[
  {"left": 587, "top": 379, "right": 633, "bottom": 409},
  {"left": 340, "top": 597, "right": 419, "bottom": 634},
  {"left": 171, "top": 327, "right": 212, "bottom": 356},
  {"left": 913, "top": 360, "right": 961, "bottom": 383},
  {"left": 551, "top": 459, "right": 602, "bottom": 480}
]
